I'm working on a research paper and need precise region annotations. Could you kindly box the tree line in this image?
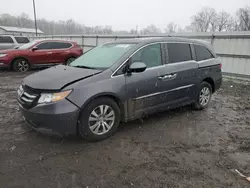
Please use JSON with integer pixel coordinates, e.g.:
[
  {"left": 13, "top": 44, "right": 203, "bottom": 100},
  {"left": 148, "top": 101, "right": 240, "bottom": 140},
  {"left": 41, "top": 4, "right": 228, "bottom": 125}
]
[{"left": 0, "top": 6, "right": 249, "bottom": 35}]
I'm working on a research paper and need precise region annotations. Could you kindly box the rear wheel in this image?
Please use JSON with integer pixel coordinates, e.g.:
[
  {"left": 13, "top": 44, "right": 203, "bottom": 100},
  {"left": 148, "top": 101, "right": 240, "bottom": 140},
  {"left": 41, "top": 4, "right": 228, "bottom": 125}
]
[
  {"left": 78, "top": 97, "right": 121, "bottom": 141},
  {"left": 13, "top": 58, "right": 30, "bottom": 72},
  {"left": 193, "top": 82, "right": 212, "bottom": 110},
  {"left": 65, "top": 57, "right": 76, "bottom": 65}
]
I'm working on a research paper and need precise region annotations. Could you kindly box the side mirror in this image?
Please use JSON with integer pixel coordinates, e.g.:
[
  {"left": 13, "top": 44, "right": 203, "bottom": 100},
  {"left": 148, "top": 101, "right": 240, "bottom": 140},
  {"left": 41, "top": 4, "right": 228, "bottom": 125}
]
[
  {"left": 32, "top": 47, "right": 38, "bottom": 51},
  {"left": 128, "top": 62, "right": 147, "bottom": 73}
]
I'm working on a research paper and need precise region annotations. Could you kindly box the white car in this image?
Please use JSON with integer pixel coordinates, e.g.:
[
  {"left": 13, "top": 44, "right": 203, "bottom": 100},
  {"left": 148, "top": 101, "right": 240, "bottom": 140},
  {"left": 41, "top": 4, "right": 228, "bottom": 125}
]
[{"left": 0, "top": 35, "right": 30, "bottom": 50}]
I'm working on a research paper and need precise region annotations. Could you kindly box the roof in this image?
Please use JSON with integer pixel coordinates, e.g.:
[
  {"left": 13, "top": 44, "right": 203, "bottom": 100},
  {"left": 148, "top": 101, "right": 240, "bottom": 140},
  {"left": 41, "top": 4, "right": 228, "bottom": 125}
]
[
  {"left": 32, "top": 39, "right": 76, "bottom": 43},
  {"left": 0, "top": 26, "right": 43, "bottom": 34},
  {"left": 111, "top": 37, "right": 210, "bottom": 46}
]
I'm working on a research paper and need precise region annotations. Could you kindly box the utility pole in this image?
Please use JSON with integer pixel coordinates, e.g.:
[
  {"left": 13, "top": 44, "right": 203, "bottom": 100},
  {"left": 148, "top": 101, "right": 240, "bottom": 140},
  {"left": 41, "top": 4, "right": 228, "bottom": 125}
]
[{"left": 33, "top": 0, "right": 38, "bottom": 36}]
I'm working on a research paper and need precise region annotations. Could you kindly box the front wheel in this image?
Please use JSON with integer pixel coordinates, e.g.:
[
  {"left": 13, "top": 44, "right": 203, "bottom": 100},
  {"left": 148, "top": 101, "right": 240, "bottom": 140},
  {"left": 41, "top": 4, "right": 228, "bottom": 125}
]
[
  {"left": 78, "top": 97, "right": 121, "bottom": 141},
  {"left": 13, "top": 59, "right": 30, "bottom": 72},
  {"left": 193, "top": 82, "right": 212, "bottom": 110}
]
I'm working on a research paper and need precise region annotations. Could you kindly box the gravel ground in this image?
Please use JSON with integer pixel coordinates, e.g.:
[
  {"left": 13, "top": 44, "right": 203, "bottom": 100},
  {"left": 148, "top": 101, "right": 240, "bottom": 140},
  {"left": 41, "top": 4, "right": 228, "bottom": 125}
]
[{"left": 0, "top": 71, "right": 250, "bottom": 188}]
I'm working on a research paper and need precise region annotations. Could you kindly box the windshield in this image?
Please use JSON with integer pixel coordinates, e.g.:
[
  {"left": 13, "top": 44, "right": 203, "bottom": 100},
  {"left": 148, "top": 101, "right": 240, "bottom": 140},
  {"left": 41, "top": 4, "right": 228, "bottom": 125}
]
[
  {"left": 18, "top": 41, "right": 37, "bottom": 49},
  {"left": 70, "top": 43, "right": 135, "bottom": 69}
]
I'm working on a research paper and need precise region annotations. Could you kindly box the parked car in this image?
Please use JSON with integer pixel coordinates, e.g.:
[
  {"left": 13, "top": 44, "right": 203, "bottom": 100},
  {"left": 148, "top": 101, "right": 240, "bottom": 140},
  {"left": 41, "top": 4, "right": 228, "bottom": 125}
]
[
  {"left": 17, "top": 37, "right": 222, "bottom": 141},
  {"left": 0, "top": 35, "right": 30, "bottom": 50},
  {"left": 0, "top": 39, "right": 83, "bottom": 72}
]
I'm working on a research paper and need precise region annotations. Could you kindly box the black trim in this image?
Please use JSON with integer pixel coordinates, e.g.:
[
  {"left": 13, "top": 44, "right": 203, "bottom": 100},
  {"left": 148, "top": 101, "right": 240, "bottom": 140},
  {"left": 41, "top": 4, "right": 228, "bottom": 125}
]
[
  {"left": 198, "top": 63, "right": 220, "bottom": 69},
  {"left": 160, "top": 43, "right": 165, "bottom": 65}
]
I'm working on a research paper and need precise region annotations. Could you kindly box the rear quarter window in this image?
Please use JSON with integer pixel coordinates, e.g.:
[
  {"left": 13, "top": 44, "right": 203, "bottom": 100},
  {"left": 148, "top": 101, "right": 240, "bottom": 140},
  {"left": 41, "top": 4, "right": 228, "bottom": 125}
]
[
  {"left": 194, "top": 44, "right": 214, "bottom": 61},
  {"left": 50, "top": 42, "right": 72, "bottom": 49},
  {"left": 15, "top": 37, "right": 30, "bottom": 44},
  {"left": 0, "top": 36, "right": 14, "bottom": 43}
]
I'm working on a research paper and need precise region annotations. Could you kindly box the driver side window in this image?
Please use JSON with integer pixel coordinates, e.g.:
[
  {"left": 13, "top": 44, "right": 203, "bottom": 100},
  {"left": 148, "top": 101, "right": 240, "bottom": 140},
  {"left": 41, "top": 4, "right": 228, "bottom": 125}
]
[
  {"left": 131, "top": 43, "right": 162, "bottom": 68},
  {"left": 36, "top": 42, "right": 51, "bottom": 50}
]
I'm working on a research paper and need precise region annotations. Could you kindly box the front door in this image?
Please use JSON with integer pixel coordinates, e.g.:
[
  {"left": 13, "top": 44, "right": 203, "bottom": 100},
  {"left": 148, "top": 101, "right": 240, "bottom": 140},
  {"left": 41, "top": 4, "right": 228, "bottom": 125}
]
[{"left": 29, "top": 42, "right": 52, "bottom": 65}]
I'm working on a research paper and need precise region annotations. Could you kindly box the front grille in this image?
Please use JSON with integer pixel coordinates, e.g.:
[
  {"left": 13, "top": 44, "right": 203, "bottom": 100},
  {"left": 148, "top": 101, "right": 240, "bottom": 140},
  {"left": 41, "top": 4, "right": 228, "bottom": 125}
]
[{"left": 18, "top": 85, "right": 40, "bottom": 109}]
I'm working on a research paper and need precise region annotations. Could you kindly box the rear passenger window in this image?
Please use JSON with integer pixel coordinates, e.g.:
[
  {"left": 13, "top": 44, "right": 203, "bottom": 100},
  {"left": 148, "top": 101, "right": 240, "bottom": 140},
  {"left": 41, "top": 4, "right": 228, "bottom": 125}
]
[
  {"left": 14, "top": 37, "right": 29, "bottom": 44},
  {"left": 50, "top": 42, "right": 72, "bottom": 49},
  {"left": 131, "top": 44, "right": 162, "bottom": 68},
  {"left": 167, "top": 43, "right": 192, "bottom": 63},
  {"left": 194, "top": 45, "right": 214, "bottom": 61},
  {"left": 0, "top": 36, "right": 14, "bottom": 43}
]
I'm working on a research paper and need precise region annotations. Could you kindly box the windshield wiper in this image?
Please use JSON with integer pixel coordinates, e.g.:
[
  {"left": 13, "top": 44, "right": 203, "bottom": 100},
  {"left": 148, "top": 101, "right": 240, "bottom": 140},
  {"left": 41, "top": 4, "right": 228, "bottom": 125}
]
[{"left": 73, "top": 65, "right": 96, "bottom": 69}]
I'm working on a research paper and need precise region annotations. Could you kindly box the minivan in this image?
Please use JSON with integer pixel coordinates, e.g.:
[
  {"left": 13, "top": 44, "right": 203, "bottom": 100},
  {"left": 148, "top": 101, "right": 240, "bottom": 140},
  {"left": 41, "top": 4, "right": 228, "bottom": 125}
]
[{"left": 17, "top": 37, "right": 222, "bottom": 141}]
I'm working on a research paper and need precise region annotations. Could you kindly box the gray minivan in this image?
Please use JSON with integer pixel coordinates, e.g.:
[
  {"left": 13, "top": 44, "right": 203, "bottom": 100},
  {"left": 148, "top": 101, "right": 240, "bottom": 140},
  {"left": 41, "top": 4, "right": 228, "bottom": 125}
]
[{"left": 17, "top": 37, "right": 222, "bottom": 141}]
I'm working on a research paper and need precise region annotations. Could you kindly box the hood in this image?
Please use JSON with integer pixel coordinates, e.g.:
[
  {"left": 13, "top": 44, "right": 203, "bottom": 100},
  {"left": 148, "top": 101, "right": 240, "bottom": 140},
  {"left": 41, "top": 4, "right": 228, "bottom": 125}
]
[
  {"left": 0, "top": 49, "right": 17, "bottom": 53},
  {"left": 23, "top": 65, "right": 102, "bottom": 90},
  {"left": 0, "top": 48, "right": 26, "bottom": 53}
]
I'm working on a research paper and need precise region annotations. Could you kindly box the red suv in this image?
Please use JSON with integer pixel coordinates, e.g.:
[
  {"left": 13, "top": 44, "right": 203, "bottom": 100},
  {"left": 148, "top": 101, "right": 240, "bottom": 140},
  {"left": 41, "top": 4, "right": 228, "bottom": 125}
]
[{"left": 0, "top": 39, "right": 83, "bottom": 72}]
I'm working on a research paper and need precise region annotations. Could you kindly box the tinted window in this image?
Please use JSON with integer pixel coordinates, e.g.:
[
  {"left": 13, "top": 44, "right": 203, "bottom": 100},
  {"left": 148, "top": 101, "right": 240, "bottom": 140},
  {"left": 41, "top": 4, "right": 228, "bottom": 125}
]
[
  {"left": 0, "top": 36, "right": 14, "bottom": 43},
  {"left": 167, "top": 43, "right": 192, "bottom": 63},
  {"left": 131, "top": 44, "right": 161, "bottom": 68},
  {"left": 36, "top": 42, "right": 51, "bottom": 50},
  {"left": 15, "top": 37, "right": 30, "bottom": 44},
  {"left": 194, "top": 44, "right": 214, "bottom": 61},
  {"left": 50, "top": 42, "right": 72, "bottom": 49}
]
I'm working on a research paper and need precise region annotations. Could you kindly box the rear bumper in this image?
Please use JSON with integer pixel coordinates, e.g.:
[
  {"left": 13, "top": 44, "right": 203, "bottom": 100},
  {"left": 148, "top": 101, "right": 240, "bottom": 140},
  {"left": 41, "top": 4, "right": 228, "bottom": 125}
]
[
  {"left": 19, "top": 99, "right": 80, "bottom": 136},
  {"left": 214, "top": 77, "right": 222, "bottom": 91}
]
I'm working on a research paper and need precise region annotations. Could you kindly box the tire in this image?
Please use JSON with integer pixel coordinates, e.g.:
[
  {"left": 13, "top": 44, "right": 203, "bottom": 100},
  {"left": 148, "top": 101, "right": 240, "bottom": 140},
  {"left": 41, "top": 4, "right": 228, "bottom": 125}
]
[
  {"left": 78, "top": 97, "right": 121, "bottom": 141},
  {"left": 65, "top": 57, "right": 76, "bottom": 65},
  {"left": 13, "top": 58, "right": 30, "bottom": 72},
  {"left": 193, "top": 81, "right": 212, "bottom": 110}
]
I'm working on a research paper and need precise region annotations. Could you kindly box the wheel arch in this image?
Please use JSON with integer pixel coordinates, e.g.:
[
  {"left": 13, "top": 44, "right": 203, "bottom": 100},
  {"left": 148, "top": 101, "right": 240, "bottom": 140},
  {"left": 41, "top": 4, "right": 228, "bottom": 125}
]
[
  {"left": 202, "top": 77, "right": 215, "bottom": 93},
  {"left": 11, "top": 57, "right": 30, "bottom": 69},
  {"left": 65, "top": 55, "right": 77, "bottom": 62},
  {"left": 80, "top": 92, "right": 126, "bottom": 121}
]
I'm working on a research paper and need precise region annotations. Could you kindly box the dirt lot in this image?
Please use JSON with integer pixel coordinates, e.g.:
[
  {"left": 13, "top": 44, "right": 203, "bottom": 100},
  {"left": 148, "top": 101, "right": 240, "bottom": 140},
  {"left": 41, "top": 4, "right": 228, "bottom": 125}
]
[{"left": 0, "top": 71, "right": 249, "bottom": 188}]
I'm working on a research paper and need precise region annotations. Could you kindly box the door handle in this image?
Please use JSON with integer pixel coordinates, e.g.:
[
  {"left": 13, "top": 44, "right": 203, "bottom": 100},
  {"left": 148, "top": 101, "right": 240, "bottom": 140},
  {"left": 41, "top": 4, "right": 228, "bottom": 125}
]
[
  {"left": 158, "top": 73, "right": 177, "bottom": 80},
  {"left": 47, "top": 52, "right": 53, "bottom": 54}
]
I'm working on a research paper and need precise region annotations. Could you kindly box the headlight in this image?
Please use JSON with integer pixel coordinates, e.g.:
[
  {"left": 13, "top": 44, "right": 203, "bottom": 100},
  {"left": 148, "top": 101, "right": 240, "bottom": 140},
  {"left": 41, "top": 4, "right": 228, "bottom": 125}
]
[
  {"left": 0, "top": 54, "right": 7, "bottom": 57},
  {"left": 38, "top": 90, "right": 72, "bottom": 104}
]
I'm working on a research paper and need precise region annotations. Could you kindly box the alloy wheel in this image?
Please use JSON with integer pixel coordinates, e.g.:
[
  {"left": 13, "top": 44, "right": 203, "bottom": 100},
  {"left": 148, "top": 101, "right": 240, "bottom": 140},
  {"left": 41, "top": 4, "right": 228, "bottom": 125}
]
[
  {"left": 18, "top": 60, "right": 29, "bottom": 72},
  {"left": 199, "top": 87, "right": 211, "bottom": 106},
  {"left": 88, "top": 105, "right": 115, "bottom": 135}
]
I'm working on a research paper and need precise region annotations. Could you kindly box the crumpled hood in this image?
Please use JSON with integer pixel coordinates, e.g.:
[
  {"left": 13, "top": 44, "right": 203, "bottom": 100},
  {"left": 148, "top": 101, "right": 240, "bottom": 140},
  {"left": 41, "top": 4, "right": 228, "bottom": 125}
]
[{"left": 23, "top": 65, "right": 101, "bottom": 90}]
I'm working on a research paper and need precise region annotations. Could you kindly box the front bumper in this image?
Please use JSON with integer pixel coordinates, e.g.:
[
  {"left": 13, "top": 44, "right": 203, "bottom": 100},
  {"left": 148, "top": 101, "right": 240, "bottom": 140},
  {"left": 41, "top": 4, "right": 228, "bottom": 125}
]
[
  {"left": 0, "top": 62, "right": 10, "bottom": 68},
  {"left": 0, "top": 58, "right": 11, "bottom": 68},
  {"left": 19, "top": 99, "right": 80, "bottom": 136}
]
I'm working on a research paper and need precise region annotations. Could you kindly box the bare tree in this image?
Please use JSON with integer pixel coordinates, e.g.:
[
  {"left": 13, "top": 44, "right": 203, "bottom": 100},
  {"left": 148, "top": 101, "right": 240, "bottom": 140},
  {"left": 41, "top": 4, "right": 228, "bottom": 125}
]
[
  {"left": 140, "top": 24, "right": 161, "bottom": 34},
  {"left": 210, "top": 11, "right": 233, "bottom": 32},
  {"left": 190, "top": 7, "right": 217, "bottom": 32},
  {"left": 0, "top": 13, "right": 113, "bottom": 35},
  {"left": 165, "top": 22, "right": 177, "bottom": 33},
  {"left": 237, "top": 6, "right": 250, "bottom": 31}
]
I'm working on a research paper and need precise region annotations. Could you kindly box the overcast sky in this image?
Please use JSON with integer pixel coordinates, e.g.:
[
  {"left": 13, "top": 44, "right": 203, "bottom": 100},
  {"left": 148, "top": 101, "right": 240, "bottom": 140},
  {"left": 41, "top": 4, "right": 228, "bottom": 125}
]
[{"left": 0, "top": 0, "right": 249, "bottom": 30}]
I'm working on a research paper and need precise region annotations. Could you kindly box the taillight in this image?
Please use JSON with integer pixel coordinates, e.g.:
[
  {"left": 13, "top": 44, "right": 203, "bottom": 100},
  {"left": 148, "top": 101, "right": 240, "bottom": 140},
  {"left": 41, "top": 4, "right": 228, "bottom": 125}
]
[{"left": 220, "top": 63, "right": 222, "bottom": 69}]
